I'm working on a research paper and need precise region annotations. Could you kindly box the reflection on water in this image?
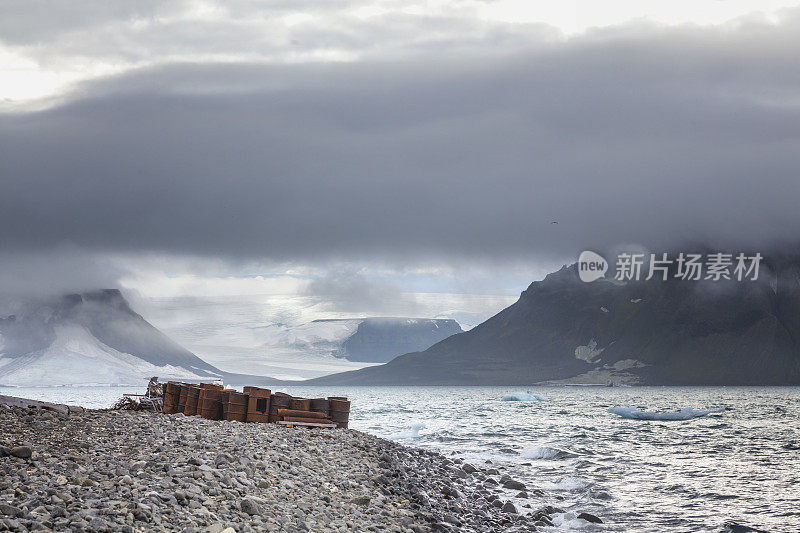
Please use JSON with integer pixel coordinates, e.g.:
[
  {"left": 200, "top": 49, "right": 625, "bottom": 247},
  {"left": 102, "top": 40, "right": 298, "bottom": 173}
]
[{"left": 3, "top": 384, "right": 798, "bottom": 532}]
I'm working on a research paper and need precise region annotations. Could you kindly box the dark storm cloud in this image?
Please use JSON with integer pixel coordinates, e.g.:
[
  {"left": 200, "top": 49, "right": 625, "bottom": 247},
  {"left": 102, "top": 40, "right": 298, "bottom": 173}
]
[{"left": 2, "top": 14, "right": 800, "bottom": 264}]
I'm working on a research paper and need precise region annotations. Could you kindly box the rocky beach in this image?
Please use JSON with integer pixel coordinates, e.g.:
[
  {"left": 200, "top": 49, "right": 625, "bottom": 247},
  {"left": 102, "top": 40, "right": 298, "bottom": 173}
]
[{"left": 0, "top": 401, "right": 603, "bottom": 532}]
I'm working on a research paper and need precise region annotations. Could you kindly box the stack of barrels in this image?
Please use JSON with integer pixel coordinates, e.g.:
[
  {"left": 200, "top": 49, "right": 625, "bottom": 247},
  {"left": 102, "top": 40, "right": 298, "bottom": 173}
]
[{"left": 161, "top": 382, "right": 350, "bottom": 429}]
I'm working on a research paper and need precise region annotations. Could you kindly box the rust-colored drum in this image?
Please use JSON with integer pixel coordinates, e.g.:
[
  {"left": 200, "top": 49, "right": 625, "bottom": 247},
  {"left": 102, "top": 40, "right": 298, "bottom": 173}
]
[
  {"left": 225, "top": 391, "right": 249, "bottom": 422},
  {"left": 310, "top": 398, "right": 330, "bottom": 417},
  {"left": 245, "top": 387, "right": 271, "bottom": 423},
  {"left": 184, "top": 386, "right": 201, "bottom": 416},
  {"left": 199, "top": 389, "right": 224, "bottom": 420},
  {"left": 328, "top": 398, "right": 350, "bottom": 429},
  {"left": 269, "top": 393, "right": 292, "bottom": 423},
  {"left": 177, "top": 385, "right": 189, "bottom": 413},
  {"left": 162, "top": 382, "right": 181, "bottom": 414},
  {"left": 290, "top": 397, "right": 311, "bottom": 411}
]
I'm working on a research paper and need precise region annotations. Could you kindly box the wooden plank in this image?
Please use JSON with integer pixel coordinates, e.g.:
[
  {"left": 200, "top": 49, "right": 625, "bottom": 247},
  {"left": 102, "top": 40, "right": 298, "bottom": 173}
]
[
  {"left": 282, "top": 416, "right": 334, "bottom": 424},
  {"left": 277, "top": 421, "right": 336, "bottom": 429}
]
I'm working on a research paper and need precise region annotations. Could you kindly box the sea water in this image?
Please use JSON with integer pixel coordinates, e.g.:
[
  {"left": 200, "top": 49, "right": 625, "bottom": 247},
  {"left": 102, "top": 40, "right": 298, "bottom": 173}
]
[{"left": 3, "top": 384, "right": 798, "bottom": 532}]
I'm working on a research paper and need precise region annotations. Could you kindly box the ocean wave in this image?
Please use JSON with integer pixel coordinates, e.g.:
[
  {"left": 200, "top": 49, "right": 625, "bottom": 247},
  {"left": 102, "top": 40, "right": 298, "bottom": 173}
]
[
  {"left": 549, "top": 511, "right": 602, "bottom": 529},
  {"left": 501, "top": 391, "right": 549, "bottom": 401},
  {"left": 543, "top": 476, "right": 590, "bottom": 491},
  {"left": 608, "top": 406, "right": 725, "bottom": 421},
  {"left": 520, "top": 445, "right": 577, "bottom": 460}
]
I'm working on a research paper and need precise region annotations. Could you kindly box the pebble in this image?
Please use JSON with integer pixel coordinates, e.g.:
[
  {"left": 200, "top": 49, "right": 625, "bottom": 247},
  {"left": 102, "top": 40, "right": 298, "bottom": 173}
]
[
  {"left": 578, "top": 512, "right": 604, "bottom": 523},
  {"left": 0, "top": 403, "right": 607, "bottom": 532}
]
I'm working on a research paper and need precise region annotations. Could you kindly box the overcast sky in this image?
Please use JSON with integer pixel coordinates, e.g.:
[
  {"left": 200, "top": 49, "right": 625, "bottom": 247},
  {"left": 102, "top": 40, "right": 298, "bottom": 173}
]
[{"left": 2, "top": 0, "right": 800, "bottom": 332}]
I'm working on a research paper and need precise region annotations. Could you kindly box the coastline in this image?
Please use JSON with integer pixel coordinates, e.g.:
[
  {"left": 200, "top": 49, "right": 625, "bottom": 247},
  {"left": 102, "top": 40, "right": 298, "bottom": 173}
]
[{"left": 0, "top": 399, "right": 599, "bottom": 532}]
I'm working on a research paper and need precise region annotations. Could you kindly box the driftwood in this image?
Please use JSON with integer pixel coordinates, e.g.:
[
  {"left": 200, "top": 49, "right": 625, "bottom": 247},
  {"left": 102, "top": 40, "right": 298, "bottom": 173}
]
[{"left": 0, "top": 394, "right": 84, "bottom": 415}]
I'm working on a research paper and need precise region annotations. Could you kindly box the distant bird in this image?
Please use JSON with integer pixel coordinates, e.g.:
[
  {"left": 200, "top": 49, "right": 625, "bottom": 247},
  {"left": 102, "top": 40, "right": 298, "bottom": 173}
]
[{"left": 551, "top": 221, "right": 558, "bottom": 224}]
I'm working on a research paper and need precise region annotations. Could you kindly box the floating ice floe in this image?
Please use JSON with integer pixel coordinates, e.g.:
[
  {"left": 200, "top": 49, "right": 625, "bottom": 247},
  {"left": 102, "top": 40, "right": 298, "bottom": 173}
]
[
  {"left": 501, "top": 391, "right": 549, "bottom": 401},
  {"left": 387, "top": 422, "right": 426, "bottom": 439},
  {"left": 608, "top": 406, "right": 725, "bottom": 420}
]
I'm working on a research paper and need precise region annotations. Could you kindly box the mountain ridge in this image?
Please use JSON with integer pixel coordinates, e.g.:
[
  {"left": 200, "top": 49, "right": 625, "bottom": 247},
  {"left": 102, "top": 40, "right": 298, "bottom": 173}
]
[
  {"left": 304, "top": 257, "right": 800, "bottom": 385},
  {"left": 0, "top": 289, "right": 225, "bottom": 386}
]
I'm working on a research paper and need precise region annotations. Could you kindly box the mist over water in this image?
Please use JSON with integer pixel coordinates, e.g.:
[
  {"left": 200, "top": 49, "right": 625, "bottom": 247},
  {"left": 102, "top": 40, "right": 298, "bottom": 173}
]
[{"left": 4, "top": 385, "right": 798, "bottom": 532}]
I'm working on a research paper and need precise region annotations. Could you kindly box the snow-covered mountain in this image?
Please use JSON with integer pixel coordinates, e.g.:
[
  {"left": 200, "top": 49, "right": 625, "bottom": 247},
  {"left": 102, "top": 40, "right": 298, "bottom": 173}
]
[{"left": 0, "top": 290, "right": 224, "bottom": 386}]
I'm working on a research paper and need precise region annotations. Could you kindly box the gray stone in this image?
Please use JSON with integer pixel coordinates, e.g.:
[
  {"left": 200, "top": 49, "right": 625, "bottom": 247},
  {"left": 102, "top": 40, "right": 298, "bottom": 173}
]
[
  {"left": 461, "top": 463, "right": 478, "bottom": 474},
  {"left": 9, "top": 446, "right": 32, "bottom": 459},
  {"left": 0, "top": 504, "right": 21, "bottom": 516},
  {"left": 578, "top": 512, "right": 603, "bottom": 524},
  {"left": 502, "top": 501, "right": 518, "bottom": 514},
  {"left": 241, "top": 498, "right": 260, "bottom": 515},
  {"left": 502, "top": 479, "right": 526, "bottom": 491},
  {"left": 349, "top": 496, "right": 371, "bottom": 506}
]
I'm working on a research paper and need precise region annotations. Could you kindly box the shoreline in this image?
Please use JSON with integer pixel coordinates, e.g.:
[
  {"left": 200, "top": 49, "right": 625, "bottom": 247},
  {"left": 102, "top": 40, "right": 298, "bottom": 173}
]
[{"left": 0, "top": 399, "right": 603, "bottom": 532}]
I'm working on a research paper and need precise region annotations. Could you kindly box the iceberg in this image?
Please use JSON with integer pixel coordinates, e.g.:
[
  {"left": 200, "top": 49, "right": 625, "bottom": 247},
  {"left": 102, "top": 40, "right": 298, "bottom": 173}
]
[
  {"left": 387, "top": 422, "right": 426, "bottom": 439},
  {"left": 501, "top": 391, "right": 548, "bottom": 401},
  {"left": 608, "top": 406, "right": 725, "bottom": 420}
]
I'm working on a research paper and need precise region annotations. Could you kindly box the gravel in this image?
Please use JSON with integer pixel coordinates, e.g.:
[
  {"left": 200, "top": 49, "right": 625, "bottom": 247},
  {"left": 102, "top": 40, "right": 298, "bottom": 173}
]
[{"left": 0, "top": 402, "right": 595, "bottom": 532}]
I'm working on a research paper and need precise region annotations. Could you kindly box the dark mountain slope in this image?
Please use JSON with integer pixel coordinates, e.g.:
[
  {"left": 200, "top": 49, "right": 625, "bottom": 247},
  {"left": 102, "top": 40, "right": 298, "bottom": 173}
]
[{"left": 307, "top": 257, "right": 800, "bottom": 385}]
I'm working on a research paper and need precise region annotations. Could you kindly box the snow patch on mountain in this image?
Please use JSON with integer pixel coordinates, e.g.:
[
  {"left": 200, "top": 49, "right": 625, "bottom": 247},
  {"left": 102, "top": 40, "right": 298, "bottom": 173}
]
[
  {"left": 574, "top": 339, "right": 604, "bottom": 362},
  {"left": 0, "top": 324, "right": 213, "bottom": 386},
  {"left": 0, "top": 290, "right": 225, "bottom": 386}
]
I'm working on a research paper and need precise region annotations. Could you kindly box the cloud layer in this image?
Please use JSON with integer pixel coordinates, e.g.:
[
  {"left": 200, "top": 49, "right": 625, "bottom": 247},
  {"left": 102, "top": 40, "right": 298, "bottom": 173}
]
[{"left": 4, "top": 14, "right": 800, "bottom": 266}]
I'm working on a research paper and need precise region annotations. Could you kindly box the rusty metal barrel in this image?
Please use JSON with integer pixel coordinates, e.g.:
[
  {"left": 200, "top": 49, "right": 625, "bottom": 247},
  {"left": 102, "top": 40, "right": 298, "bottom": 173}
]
[
  {"left": 197, "top": 388, "right": 206, "bottom": 412},
  {"left": 162, "top": 382, "right": 181, "bottom": 414},
  {"left": 290, "top": 397, "right": 311, "bottom": 411},
  {"left": 224, "top": 391, "right": 249, "bottom": 422},
  {"left": 328, "top": 397, "right": 350, "bottom": 428},
  {"left": 184, "top": 386, "right": 201, "bottom": 416},
  {"left": 309, "top": 398, "right": 330, "bottom": 417},
  {"left": 245, "top": 387, "right": 271, "bottom": 423},
  {"left": 199, "top": 388, "right": 224, "bottom": 420},
  {"left": 277, "top": 409, "right": 329, "bottom": 419},
  {"left": 177, "top": 385, "right": 189, "bottom": 413},
  {"left": 219, "top": 390, "right": 230, "bottom": 419},
  {"left": 269, "top": 393, "right": 292, "bottom": 423}
]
